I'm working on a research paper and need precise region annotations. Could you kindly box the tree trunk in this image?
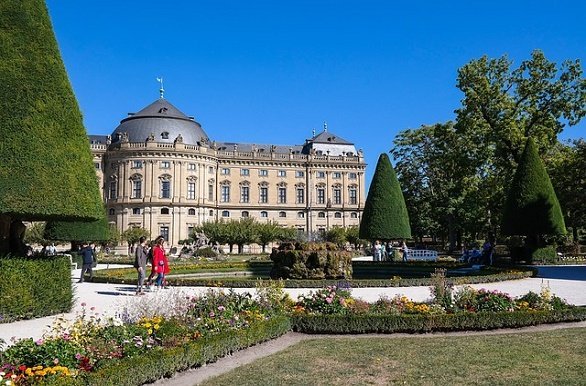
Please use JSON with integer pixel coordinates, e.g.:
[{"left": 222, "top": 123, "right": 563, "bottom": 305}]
[
  {"left": 447, "top": 214, "right": 457, "bottom": 253},
  {"left": 262, "top": 244, "right": 267, "bottom": 253},
  {"left": 0, "top": 215, "right": 29, "bottom": 257},
  {"left": 238, "top": 244, "right": 244, "bottom": 254}
]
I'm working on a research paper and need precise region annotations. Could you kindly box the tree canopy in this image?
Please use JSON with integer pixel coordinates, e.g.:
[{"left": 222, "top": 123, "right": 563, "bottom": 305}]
[
  {"left": 0, "top": 0, "right": 103, "bottom": 255},
  {"left": 502, "top": 137, "right": 566, "bottom": 237},
  {"left": 359, "top": 153, "right": 411, "bottom": 241}
]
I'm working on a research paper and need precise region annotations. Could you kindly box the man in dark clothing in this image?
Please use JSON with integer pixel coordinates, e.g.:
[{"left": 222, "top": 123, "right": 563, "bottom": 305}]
[
  {"left": 78, "top": 242, "right": 95, "bottom": 283},
  {"left": 134, "top": 236, "right": 148, "bottom": 294}
]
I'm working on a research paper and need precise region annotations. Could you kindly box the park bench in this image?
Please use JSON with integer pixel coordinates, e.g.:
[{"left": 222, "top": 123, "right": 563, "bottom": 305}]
[{"left": 406, "top": 249, "right": 438, "bottom": 261}]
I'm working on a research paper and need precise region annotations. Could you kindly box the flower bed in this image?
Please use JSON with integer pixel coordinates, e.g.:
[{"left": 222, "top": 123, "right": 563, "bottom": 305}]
[
  {"left": 289, "top": 270, "right": 586, "bottom": 334},
  {"left": 0, "top": 282, "right": 291, "bottom": 385}
]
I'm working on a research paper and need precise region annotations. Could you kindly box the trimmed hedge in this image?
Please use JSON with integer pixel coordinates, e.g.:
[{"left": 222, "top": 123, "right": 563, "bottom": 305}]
[
  {"left": 291, "top": 307, "right": 586, "bottom": 334},
  {"left": 44, "top": 316, "right": 291, "bottom": 386},
  {"left": 270, "top": 246, "right": 353, "bottom": 280},
  {"left": 0, "top": 256, "right": 73, "bottom": 323},
  {"left": 91, "top": 267, "right": 536, "bottom": 288}
]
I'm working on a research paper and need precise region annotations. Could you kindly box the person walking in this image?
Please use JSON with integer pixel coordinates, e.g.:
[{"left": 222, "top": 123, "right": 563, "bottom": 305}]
[
  {"left": 373, "top": 240, "right": 383, "bottom": 262},
  {"left": 152, "top": 236, "right": 170, "bottom": 290},
  {"left": 78, "top": 242, "right": 95, "bottom": 283},
  {"left": 134, "top": 236, "right": 148, "bottom": 294},
  {"left": 401, "top": 240, "right": 409, "bottom": 262}
]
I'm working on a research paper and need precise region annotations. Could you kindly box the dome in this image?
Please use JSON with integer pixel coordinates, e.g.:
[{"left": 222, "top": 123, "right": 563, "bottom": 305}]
[{"left": 110, "top": 99, "right": 209, "bottom": 146}]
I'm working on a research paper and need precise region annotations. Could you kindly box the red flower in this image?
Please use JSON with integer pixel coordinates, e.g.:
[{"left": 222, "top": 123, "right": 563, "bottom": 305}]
[{"left": 18, "top": 365, "right": 27, "bottom": 372}]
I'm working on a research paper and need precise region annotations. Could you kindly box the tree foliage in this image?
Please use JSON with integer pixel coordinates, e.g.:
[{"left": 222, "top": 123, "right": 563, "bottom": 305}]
[
  {"left": 502, "top": 138, "right": 566, "bottom": 238},
  {"left": 359, "top": 153, "right": 411, "bottom": 241},
  {"left": 120, "top": 227, "right": 151, "bottom": 247},
  {"left": 44, "top": 216, "right": 110, "bottom": 243},
  {"left": 0, "top": 0, "right": 104, "bottom": 255}
]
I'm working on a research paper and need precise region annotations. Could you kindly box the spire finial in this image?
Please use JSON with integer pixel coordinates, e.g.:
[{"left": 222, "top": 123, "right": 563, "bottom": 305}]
[
  {"left": 323, "top": 121, "right": 328, "bottom": 132},
  {"left": 312, "top": 128, "right": 316, "bottom": 137},
  {"left": 156, "top": 77, "right": 165, "bottom": 99}
]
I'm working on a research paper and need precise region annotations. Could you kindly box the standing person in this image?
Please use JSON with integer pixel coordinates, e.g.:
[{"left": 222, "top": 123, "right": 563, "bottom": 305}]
[
  {"left": 372, "top": 240, "right": 382, "bottom": 262},
  {"left": 78, "top": 242, "right": 95, "bottom": 283},
  {"left": 134, "top": 236, "right": 148, "bottom": 294},
  {"left": 386, "top": 242, "right": 394, "bottom": 261},
  {"left": 152, "top": 236, "right": 170, "bottom": 289},
  {"left": 401, "top": 240, "right": 409, "bottom": 262},
  {"left": 46, "top": 243, "right": 56, "bottom": 256},
  {"left": 481, "top": 236, "right": 495, "bottom": 265}
]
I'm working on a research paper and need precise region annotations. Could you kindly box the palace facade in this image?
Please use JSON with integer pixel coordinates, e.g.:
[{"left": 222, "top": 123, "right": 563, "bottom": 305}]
[{"left": 90, "top": 97, "right": 366, "bottom": 246}]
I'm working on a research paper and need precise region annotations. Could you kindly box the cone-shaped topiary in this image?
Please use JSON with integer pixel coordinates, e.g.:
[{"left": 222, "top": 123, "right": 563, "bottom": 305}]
[
  {"left": 359, "top": 153, "right": 411, "bottom": 241},
  {"left": 44, "top": 215, "right": 109, "bottom": 243},
  {"left": 502, "top": 137, "right": 566, "bottom": 236},
  {"left": 0, "top": 1, "right": 103, "bottom": 255}
]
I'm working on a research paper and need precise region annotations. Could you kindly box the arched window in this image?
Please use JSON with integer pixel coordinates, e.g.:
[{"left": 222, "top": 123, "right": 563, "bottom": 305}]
[
  {"left": 159, "top": 174, "right": 172, "bottom": 199},
  {"left": 260, "top": 211, "right": 268, "bottom": 218},
  {"left": 334, "top": 212, "right": 342, "bottom": 218},
  {"left": 188, "top": 208, "right": 196, "bottom": 216},
  {"left": 130, "top": 174, "right": 142, "bottom": 199},
  {"left": 241, "top": 211, "right": 249, "bottom": 218},
  {"left": 161, "top": 208, "right": 170, "bottom": 215},
  {"left": 279, "top": 211, "right": 286, "bottom": 218},
  {"left": 350, "top": 212, "right": 358, "bottom": 219},
  {"left": 318, "top": 212, "right": 326, "bottom": 218},
  {"left": 222, "top": 210, "right": 230, "bottom": 217},
  {"left": 108, "top": 208, "right": 115, "bottom": 216},
  {"left": 297, "top": 212, "right": 305, "bottom": 218},
  {"left": 209, "top": 210, "right": 214, "bottom": 217}
]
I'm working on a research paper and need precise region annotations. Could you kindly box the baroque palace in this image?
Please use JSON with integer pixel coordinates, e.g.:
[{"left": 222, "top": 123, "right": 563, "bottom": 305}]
[{"left": 89, "top": 95, "right": 366, "bottom": 246}]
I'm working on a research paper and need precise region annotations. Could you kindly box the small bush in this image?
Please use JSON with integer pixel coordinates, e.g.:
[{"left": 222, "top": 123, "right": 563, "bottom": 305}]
[
  {"left": 270, "top": 246, "right": 353, "bottom": 279},
  {"left": 532, "top": 246, "right": 557, "bottom": 263},
  {"left": 193, "top": 247, "right": 218, "bottom": 258}
]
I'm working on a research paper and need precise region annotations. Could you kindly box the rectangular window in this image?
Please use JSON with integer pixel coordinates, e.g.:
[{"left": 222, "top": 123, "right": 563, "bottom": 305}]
[
  {"left": 132, "top": 180, "right": 142, "bottom": 199},
  {"left": 221, "top": 185, "right": 230, "bottom": 202},
  {"left": 260, "top": 187, "right": 268, "bottom": 203},
  {"left": 296, "top": 188, "right": 305, "bottom": 204},
  {"left": 349, "top": 188, "right": 357, "bottom": 205},
  {"left": 317, "top": 171, "right": 326, "bottom": 178},
  {"left": 132, "top": 208, "right": 141, "bottom": 215},
  {"left": 161, "top": 180, "right": 171, "bottom": 199},
  {"left": 349, "top": 172, "right": 357, "bottom": 179},
  {"left": 159, "top": 226, "right": 169, "bottom": 242},
  {"left": 208, "top": 184, "right": 214, "bottom": 201},
  {"left": 94, "top": 162, "right": 100, "bottom": 169},
  {"left": 333, "top": 172, "right": 341, "bottom": 179},
  {"left": 240, "top": 186, "right": 250, "bottom": 203},
  {"left": 160, "top": 161, "right": 171, "bottom": 169},
  {"left": 317, "top": 188, "right": 325, "bottom": 204},
  {"left": 187, "top": 225, "right": 194, "bottom": 236},
  {"left": 208, "top": 166, "right": 214, "bottom": 174},
  {"left": 240, "top": 168, "right": 250, "bottom": 176},
  {"left": 187, "top": 163, "right": 196, "bottom": 170},
  {"left": 278, "top": 170, "right": 286, "bottom": 177},
  {"left": 278, "top": 187, "right": 287, "bottom": 203},
  {"left": 221, "top": 168, "right": 230, "bottom": 175},
  {"left": 109, "top": 181, "right": 117, "bottom": 199},
  {"left": 187, "top": 182, "right": 196, "bottom": 200},
  {"left": 333, "top": 188, "right": 342, "bottom": 204},
  {"left": 259, "top": 169, "right": 268, "bottom": 177},
  {"left": 132, "top": 160, "right": 143, "bottom": 169},
  {"left": 295, "top": 170, "right": 304, "bottom": 178}
]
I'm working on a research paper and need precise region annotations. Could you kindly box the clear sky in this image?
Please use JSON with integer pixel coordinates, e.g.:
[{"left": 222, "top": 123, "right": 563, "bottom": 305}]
[{"left": 46, "top": 0, "right": 585, "bottom": 183}]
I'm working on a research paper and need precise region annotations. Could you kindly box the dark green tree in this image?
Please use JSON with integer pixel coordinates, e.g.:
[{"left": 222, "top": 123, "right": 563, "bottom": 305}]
[
  {"left": 359, "top": 153, "right": 411, "bottom": 241},
  {"left": 324, "top": 226, "right": 347, "bottom": 247},
  {"left": 502, "top": 137, "right": 566, "bottom": 242},
  {"left": 0, "top": 0, "right": 103, "bottom": 255},
  {"left": 257, "top": 221, "right": 282, "bottom": 253}
]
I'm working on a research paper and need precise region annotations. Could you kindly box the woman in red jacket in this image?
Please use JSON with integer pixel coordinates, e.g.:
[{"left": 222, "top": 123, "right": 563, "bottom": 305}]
[{"left": 152, "top": 236, "right": 170, "bottom": 288}]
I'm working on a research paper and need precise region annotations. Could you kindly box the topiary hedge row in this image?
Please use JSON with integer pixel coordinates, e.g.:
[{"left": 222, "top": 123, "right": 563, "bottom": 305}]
[
  {"left": 0, "top": 256, "right": 73, "bottom": 323},
  {"left": 290, "top": 307, "right": 586, "bottom": 334}
]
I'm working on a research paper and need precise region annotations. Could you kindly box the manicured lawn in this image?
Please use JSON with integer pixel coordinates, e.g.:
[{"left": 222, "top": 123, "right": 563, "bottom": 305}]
[{"left": 201, "top": 328, "right": 586, "bottom": 385}]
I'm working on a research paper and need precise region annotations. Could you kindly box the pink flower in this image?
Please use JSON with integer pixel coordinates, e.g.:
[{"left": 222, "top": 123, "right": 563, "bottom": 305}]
[
  {"left": 209, "top": 311, "right": 215, "bottom": 317},
  {"left": 218, "top": 306, "right": 226, "bottom": 312},
  {"left": 326, "top": 297, "right": 333, "bottom": 304},
  {"left": 90, "top": 307, "right": 96, "bottom": 311},
  {"left": 35, "top": 339, "right": 44, "bottom": 345},
  {"left": 53, "top": 358, "right": 59, "bottom": 365},
  {"left": 81, "top": 302, "right": 87, "bottom": 307}
]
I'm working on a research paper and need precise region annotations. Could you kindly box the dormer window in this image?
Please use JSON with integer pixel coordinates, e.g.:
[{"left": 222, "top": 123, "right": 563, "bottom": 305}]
[
  {"left": 161, "top": 132, "right": 169, "bottom": 139},
  {"left": 158, "top": 107, "right": 168, "bottom": 114}
]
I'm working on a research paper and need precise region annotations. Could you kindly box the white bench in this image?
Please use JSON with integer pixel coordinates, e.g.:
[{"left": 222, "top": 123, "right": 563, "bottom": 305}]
[{"left": 406, "top": 249, "right": 438, "bottom": 261}]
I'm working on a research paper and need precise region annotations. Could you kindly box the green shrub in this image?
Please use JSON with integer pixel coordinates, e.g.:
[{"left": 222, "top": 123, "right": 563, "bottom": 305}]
[
  {"left": 0, "top": 256, "right": 73, "bottom": 322},
  {"left": 194, "top": 247, "right": 218, "bottom": 258},
  {"left": 531, "top": 246, "right": 557, "bottom": 263},
  {"left": 291, "top": 307, "right": 586, "bottom": 334},
  {"left": 270, "top": 246, "right": 353, "bottom": 279}
]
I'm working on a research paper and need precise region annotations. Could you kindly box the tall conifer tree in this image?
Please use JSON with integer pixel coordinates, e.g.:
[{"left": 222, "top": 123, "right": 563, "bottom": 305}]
[
  {"left": 0, "top": 1, "right": 103, "bottom": 255},
  {"left": 502, "top": 137, "right": 566, "bottom": 238},
  {"left": 359, "top": 153, "right": 411, "bottom": 241}
]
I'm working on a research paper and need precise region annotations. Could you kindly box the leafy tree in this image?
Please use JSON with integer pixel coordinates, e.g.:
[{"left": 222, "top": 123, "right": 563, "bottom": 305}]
[
  {"left": 0, "top": 0, "right": 103, "bottom": 256},
  {"left": 502, "top": 137, "right": 566, "bottom": 244},
  {"left": 345, "top": 226, "right": 366, "bottom": 249},
  {"left": 359, "top": 153, "right": 411, "bottom": 242},
  {"left": 454, "top": 50, "right": 585, "bottom": 229},
  {"left": 120, "top": 227, "right": 151, "bottom": 253},
  {"left": 547, "top": 139, "right": 586, "bottom": 243},
  {"left": 194, "top": 221, "right": 231, "bottom": 251},
  {"left": 324, "top": 226, "right": 347, "bottom": 246},
  {"left": 392, "top": 123, "right": 489, "bottom": 250},
  {"left": 227, "top": 218, "right": 258, "bottom": 254},
  {"left": 24, "top": 222, "right": 49, "bottom": 247},
  {"left": 277, "top": 226, "right": 298, "bottom": 242},
  {"left": 257, "top": 221, "right": 282, "bottom": 253}
]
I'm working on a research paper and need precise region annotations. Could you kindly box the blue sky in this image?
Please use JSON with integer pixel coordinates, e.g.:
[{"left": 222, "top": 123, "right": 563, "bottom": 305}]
[{"left": 46, "top": 0, "right": 585, "bottom": 183}]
